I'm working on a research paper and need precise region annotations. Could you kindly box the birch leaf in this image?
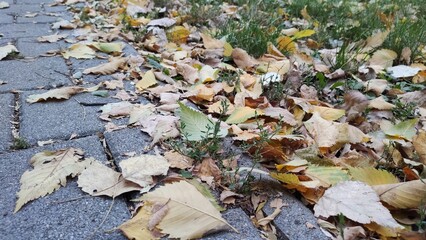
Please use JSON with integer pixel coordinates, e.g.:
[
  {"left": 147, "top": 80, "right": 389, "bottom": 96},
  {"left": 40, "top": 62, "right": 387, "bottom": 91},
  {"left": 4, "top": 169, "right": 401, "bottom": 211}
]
[
  {"left": 141, "top": 181, "right": 237, "bottom": 239},
  {"left": 225, "top": 106, "right": 260, "bottom": 124},
  {"left": 178, "top": 102, "right": 227, "bottom": 141},
  {"left": 119, "top": 202, "right": 157, "bottom": 239},
  {"left": 314, "top": 181, "right": 402, "bottom": 229},
  {"left": 15, "top": 148, "right": 93, "bottom": 212},
  {"left": 349, "top": 167, "right": 399, "bottom": 185},
  {"left": 383, "top": 118, "right": 418, "bottom": 140},
  {"left": 372, "top": 180, "right": 426, "bottom": 209},
  {"left": 305, "top": 166, "right": 350, "bottom": 187},
  {"left": 26, "top": 86, "right": 86, "bottom": 103},
  {"left": 77, "top": 161, "right": 141, "bottom": 197}
]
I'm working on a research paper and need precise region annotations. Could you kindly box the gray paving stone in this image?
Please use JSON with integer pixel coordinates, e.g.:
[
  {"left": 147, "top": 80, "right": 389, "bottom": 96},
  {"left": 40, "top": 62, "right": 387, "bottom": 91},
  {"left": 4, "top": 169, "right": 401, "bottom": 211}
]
[
  {"left": 202, "top": 208, "right": 262, "bottom": 240},
  {"left": 0, "top": 135, "right": 128, "bottom": 239},
  {"left": 18, "top": 0, "right": 51, "bottom": 4},
  {"left": 104, "top": 127, "right": 153, "bottom": 162},
  {"left": 0, "top": 38, "right": 13, "bottom": 45},
  {"left": 0, "top": 93, "right": 14, "bottom": 152},
  {"left": 20, "top": 91, "right": 108, "bottom": 145},
  {"left": 16, "top": 38, "right": 60, "bottom": 57},
  {"left": 261, "top": 180, "right": 328, "bottom": 240},
  {"left": 0, "top": 0, "right": 13, "bottom": 4},
  {"left": 0, "top": 57, "right": 70, "bottom": 93},
  {"left": 44, "top": 5, "right": 68, "bottom": 13},
  {"left": 0, "top": 23, "right": 52, "bottom": 38},
  {"left": 0, "top": 4, "right": 43, "bottom": 16},
  {"left": 0, "top": 14, "right": 14, "bottom": 24}
]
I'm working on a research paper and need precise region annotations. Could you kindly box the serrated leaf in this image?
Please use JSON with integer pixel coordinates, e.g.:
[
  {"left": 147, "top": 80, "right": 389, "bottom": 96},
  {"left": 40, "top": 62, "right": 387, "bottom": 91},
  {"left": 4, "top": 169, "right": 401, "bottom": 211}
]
[
  {"left": 225, "top": 106, "right": 260, "bottom": 124},
  {"left": 15, "top": 148, "right": 93, "bottom": 212},
  {"left": 188, "top": 179, "right": 225, "bottom": 211},
  {"left": 305, "top": 166, "right": 350, "bottom": 186},
  {"left": 314, "top": 181, "right": 402, "bottom": 229},
  {"left": 383, "top": 118, "right": 418, "bottom": 140},
  {"left": 26, "top": 86, "right": 86, "bottom": 103},
  {"left": 141, "top": 181, "right": 236, "bottom": 239},
  {"left": 292, "top": 29, "right": 315, "bottom": 39},
  {"left": 349, "top": 167, "right": 399, "bottom": 185},
  {"left": 77, "top": 161, "right": 141, "bottom": 197},
  {"left": 178, "top": 102, "right": 227, "bottom": 141},
  {"left": 136, "top": 70, "right": 157, "bottom": 91},
  {"left": 372, "top": 180, "right": 426, "bottom": 209}
]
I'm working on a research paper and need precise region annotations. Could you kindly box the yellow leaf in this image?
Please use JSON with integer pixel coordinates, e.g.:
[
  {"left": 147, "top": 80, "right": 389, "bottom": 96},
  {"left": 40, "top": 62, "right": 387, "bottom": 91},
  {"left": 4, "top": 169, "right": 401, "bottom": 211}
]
[
  {"left": 167, "top": 26, "right": 190, "bottom": 44},
  {"left": 136, "top": 70, "right": 157, "bottom": 91},
  {"left": 369, "top": 49, "right": 397, "bottom": 71},
  {"left": 26, "top": 86, "right": 86, "bottom": 103},
  {"left": 89, "top": 42, "right": 124, "bottom": 53},
  {"left": 199, "top": 65, "right": 219, "bottom": 83},
  {"left": 292, "top": 29, "right": 315, "bottom": 39},
  {"left": 141, "top": 181, "right": 236, "bottom": 239},
  {"left": 277, "top": 36, "right": 296, "bottom": 53},
  {"left": 62, "top": 43, "right": 96, "bottom": 59},
  {"left": 349, "top": 167, "right": 399, "bottom": 185},
  {"left": 270, "top": 172, "right": 300, "bottom": 185},
  {"left": 305, "top": 166, "right": 350, "bottom": 187},
  {"left": 225, "top": 106, "right": 260, "bottom": 124},
  {"left": 15, "top": 148, "right": 93, "bottom": 212},
  {"left": 194, "top": 84, "right": 215, "bottom": 101},
  {"left": 372, "top": 180, "right": 426, "bottom": 209},
  {"left": 223, "top": 42, "right": 233, "bottom": 57},
  {"left": 118, "top": 202, "right": 156, "bottom": 239},
  {"left": 311, "top": 106, "right": 345, "bottom": 121}
]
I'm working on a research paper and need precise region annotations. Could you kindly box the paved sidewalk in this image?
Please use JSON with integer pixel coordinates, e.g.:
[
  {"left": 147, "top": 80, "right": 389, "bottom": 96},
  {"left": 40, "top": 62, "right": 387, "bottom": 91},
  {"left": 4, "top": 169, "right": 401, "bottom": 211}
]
[{"left": 0, "top": 1, "right": 327, "bottom": 239}]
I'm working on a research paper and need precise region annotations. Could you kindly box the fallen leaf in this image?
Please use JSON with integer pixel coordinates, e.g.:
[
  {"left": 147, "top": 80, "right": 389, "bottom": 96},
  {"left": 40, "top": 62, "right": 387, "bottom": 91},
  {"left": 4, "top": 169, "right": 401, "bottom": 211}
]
[
  {"left": 83, "top": 57, "right": 127, "bottom": 75},
  {"left": 369, "top": 49, "right": 397, "bottom": 71},
  {"left": 62, "top": 43, "right": 96, "bottom": 59},
  {"left": 383, "top": 118, "right": 418, "bottom": 140},
  {"left": 0, "top": 1, "right": 9, "bottom": 8},
  {"left": 119, "top": 202, "right": 157, "bottom": 239},
  {"left": 51, "top": 19, "right": 76, "bottom": 29},
  {"left": 26, "top": 87, "right": 86, "bottom": 103},
  {"left": 372, "top": 180, "right": 426, "bottom": 209},
  {"left": 136, "top": 70, "right": 157, "bottom": 91},
  {"left": 201, "top": 33, "right": 225, "bottom": 49},
  {"left": 363, "top": 79, "right": 388, "bottom": 95},
  {"left": 15, "top": 148, "right": 93, "bottom": 212},
  {"left": 89, "top": 42, "right": 124, "bottom": 53},
  {"left": 368, "top": 96, "right": 395, "bottom": 110},
  {"left": 387, "top": 65, "right": 421, "bottom": 78},
  {"left": 193, "top": 158, "right": 222, "bottom": 185},
  {"left": 100, "top": 101, "right": 134, "bottom": 120},
  {"left": 163, "top": 151, "right": 194, "bottom": 169},
  {"left": 167, "top": 26, "right": 190, "bottom": 44},
  {"left": 178, "top": 102, "right": 227, "bottom": 141},
  {"left": 305, "top": 166, "right": 350, "bottom": 187},
  {"left": 314, "top": 181, "right": 402, "bottom": 228},
  {"left": 363, "top": 30, "right": 389, "bottom": 51},
  {"left": 311, "top": 106, "right": 345, "bottom": 121},
  {"left": 226, "top": 106, "right": 260, "bottom": 124},
  {"left": 349, "top": 167, "right": 399, "bottom": 186},
  {"left": 199, "top": 65, "right": 219, "bottom": 83},
  {"left": 413, "top": 130, "right": 426, "bottom": 164},
  {"left": 37, "top": 33, "right": 68, "bottom": 43},
  {"left": 277, "top": 36, "right": 296, "bottom": 53},
  {"left": 119, "top": 155, "right": 170, "bottom": 187},
  {"left": 0, "top": 45, "right": 19, "bottom": 60},
  {"left": 77, "top": 161, "right": 141, "bottom": 197},
  {"left": 140, "top": 181, "right": 237, "bottom": 239},
  {"left": 231, "top": 48, "right": 259, "bottom": 71}
]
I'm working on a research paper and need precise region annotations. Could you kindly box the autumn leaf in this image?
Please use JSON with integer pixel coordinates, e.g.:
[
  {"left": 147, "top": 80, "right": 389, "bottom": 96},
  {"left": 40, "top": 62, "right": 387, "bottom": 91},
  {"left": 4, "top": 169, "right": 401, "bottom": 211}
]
[
  {"left": 305, "top": 166, "right": 350, "bottom": 187},
  {"left": 383, "top": 118, "right": 418, "bottom": 140},
  {"left": 119, "top": 155, "right": 170, "bottom": 188},
  {"left": 26, "top": 87, "right": 86, "bottom": 103},
  {"left": 369, "top": 49, "right": 397, "bottom": 71},
  {"left": 136, "top": 70, "right": 157, "bottom": 91},
  {"left": 292, "top": 29, "right": 315, "bottom": 39},
  {"left": 37, "top": 33, "right": 68, "bottom": 43},
  {"left": 89, "top": 42, "right": 124, "bottom": 53},
  {"left": 413, "top": 130, "right": 426, "bottom": 164},
  {"left": 167, "top": 26, "right": 190, "bottom": 44},
  {"left": 372, "top": 180, "right": 426, "bottom": 209},
  {"left": 0, "top": 44, "right": 19, "bottom": 60},
  {"left": 62, "top": 43, "right": 96, "bottom": 59},
  {"left": 83, "top": 57, "right": 127, "bottom": 75},
  {"left": 226, "top": 106, "right": 260, "bottom": 124},
  {"left": 77, "top": 161, "right": 141, "bottom": 197},
  {"left": 277, "top": 36, "right": 296, "bottom": 53},
  {"left": 15, "top": 148, "right": 93, "bottom": 212},
  {"left": 349, "top": 167, "right": 399, "bottom": 185},
  {"left": 119, "top": 202, "right": 157, "bottom": 239},
  {"left": 314, "top": 181, "right": 402, "bottom": 229},
  {"left": 177, "top": 102, "right": 227, "bottom": 141},
  {"left": 140, "top": 181, "right": 237, "bottom": 239}
]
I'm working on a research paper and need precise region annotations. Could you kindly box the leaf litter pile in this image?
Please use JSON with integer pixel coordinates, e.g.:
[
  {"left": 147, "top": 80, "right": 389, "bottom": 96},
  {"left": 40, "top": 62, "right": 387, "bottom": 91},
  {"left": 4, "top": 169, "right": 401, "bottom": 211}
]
[{"left": 8, "top": 0, "right": 426, "bottom": 239}]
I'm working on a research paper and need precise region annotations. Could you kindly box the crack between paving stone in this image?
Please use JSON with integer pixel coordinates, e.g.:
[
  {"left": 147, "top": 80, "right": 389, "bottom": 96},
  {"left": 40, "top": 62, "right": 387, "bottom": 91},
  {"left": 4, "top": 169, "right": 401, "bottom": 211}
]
[{"left": 11, "top": 91, "right": 20, "bottom": 140}]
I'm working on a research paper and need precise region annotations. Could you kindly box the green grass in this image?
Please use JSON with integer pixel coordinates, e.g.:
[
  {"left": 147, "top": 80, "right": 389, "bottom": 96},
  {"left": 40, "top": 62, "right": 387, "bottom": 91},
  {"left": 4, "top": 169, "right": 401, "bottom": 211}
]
[{"left": 12, "top": 137, "right": 29, "bottom": 150}]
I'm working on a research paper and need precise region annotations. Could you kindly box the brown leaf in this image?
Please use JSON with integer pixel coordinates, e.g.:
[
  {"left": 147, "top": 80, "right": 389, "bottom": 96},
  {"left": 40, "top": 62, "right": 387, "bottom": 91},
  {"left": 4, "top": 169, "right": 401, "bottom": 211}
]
[
  {"left": 83, "top": 57, "right": 127, "bottom": 75},
  {"left": 163, "top": 151, "right": 194, "bottom": 169},
  {"left": 413, "top": 130, "right": 426, "bottom": 165},
  {"left": 26, "top": 86, "right": 86, "bottom": 103},
  {"left": 231, "top": 48, "right": 259, "bottom": 71},
  {"left": 193, "top": 158, "right": 222, "bottom": 185}
]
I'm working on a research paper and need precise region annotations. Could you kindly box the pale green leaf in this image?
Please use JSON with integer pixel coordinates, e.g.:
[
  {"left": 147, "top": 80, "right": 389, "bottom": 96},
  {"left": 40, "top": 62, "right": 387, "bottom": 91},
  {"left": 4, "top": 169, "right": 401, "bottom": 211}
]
[
  {"left": 305, "top": 166, "right": 350, "bottom": 186},
  {"left": 383, "top": 118, "right": 418, "bottom": 140}
]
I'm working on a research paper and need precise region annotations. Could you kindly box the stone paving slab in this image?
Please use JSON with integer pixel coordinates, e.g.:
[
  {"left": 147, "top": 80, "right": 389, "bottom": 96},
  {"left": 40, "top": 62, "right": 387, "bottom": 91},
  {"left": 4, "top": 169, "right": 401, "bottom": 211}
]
[
  {"left": 0, "top": 23, "right": 52, "bottom": 38},
  {"left": 0, "top": 14, "right": 13, "bottom": 24},
  {"left": 20, "top": 91, "right": 112, "bottom": 145},
  {"left": 16, "top": 38, "right": 61, "bottom": 57},
  {"left": 0, "top": 93, "right": 14, "bottom": 152},
  {"left": 16, "top": 14, "right": 67, "bottom": 24},
  {"left": 0, "top": 4, "right": 43, "bottom": 16},
  {"left": 261, "top": 180, "right": 328, "bottom": 240},
  {"left": 0, "top": 57, "right": 70, "bottom": 93},
  {"left": 0, "top": 135, "right": 128, "bottom": 239}
]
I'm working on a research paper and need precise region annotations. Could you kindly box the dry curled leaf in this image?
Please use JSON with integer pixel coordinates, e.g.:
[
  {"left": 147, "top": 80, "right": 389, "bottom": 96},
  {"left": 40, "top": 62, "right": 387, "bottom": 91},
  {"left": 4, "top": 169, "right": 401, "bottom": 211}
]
[{"left": 26, "top": 87, "right": 86, "bottom": 103}]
